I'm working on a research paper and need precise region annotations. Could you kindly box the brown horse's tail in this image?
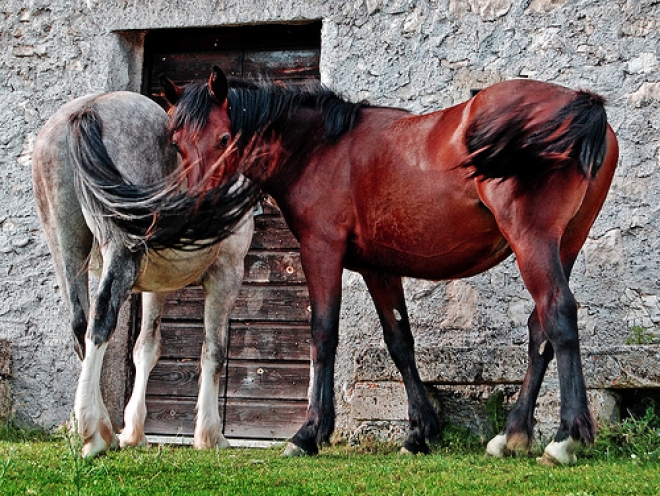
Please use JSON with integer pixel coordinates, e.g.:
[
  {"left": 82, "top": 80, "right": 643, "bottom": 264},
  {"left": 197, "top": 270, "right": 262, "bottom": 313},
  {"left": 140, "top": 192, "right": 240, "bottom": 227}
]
[
  {"left": 464, "top": 89, "right": 608, "bottom": 185},
  {"left": 67, "top": 105, "right": 260, "bottom": 252}
]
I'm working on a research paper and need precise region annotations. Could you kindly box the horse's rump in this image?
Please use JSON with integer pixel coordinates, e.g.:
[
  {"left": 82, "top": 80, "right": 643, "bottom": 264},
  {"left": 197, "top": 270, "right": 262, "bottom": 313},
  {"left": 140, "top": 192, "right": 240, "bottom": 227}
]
[
  {"left": 67, "top": 104, "right": 260, "bottom": 252},
  {"left": 464, "top": 82, "right": 608, "bottom": 186}
]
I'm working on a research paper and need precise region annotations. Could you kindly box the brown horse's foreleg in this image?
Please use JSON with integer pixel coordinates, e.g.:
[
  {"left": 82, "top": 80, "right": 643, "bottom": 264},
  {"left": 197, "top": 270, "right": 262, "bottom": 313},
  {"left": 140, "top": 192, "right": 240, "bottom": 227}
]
[
  {"left": 286, "top": 243, "right": 344, "bottom": 456},
  {"left": 362, "top": 271, "right": 440, "bottom": 455},
  {"left": 287, "top": 296, "right": 341, "bottom": 455}
]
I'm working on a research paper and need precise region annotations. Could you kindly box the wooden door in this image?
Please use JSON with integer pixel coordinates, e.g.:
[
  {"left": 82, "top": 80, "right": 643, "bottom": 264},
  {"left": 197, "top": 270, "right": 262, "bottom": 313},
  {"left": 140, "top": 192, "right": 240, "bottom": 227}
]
[{"left": 135, "top": 22, "right": 320, "bottom": 440}]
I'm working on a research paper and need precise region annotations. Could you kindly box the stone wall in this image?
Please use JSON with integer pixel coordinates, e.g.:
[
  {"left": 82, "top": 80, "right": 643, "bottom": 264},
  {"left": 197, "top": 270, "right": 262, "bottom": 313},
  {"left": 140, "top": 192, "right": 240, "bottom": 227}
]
[{"left": 0, "top": 0, "right": 658, "bottom": 440}]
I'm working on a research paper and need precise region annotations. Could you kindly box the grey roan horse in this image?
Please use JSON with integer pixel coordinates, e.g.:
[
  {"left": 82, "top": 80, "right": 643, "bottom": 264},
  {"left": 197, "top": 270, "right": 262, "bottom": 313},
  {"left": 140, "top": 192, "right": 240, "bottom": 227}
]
[{"left": 32, "top": 91, "right": 253, "bottom": 457}]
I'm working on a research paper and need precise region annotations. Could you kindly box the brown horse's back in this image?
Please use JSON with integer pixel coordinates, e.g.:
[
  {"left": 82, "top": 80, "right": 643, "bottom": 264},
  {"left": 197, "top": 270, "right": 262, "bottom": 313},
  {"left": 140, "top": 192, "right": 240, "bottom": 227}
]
[
  {"left": 291, "top": 79, "right": 614, "bottom": 281},
  {"left": 298, "top": 102, "right": 509, "bottom": 280}
]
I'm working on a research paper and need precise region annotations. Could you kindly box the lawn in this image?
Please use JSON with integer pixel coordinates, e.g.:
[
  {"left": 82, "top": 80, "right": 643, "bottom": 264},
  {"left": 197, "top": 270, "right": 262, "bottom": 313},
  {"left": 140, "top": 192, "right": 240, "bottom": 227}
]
[{"left": 0, "top": 425, "right": 659, "bottom": 496}]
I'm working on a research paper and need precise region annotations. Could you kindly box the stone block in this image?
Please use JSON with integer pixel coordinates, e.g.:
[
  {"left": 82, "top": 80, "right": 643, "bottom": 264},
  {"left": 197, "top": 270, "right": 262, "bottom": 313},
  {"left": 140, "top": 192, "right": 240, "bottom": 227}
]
[
  {"left": 349, "top": 381, "right": 408, "bottom": 421},
  {"left": 355, "top": 346, "right": 527, "bottom": 384},
  {"left": 356, "top": 345, "right": 660, "bottom": 389},
  {"left": 582, "top": 346, "right": 660, "bottom": 389},
  {"left": 351, "top": 345, "right": 659, "bottom": 443}
]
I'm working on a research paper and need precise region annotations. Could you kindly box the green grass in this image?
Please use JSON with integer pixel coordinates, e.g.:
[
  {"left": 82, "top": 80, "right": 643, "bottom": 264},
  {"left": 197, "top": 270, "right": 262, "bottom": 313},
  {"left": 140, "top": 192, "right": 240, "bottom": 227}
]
[{"left": 0, "top": 423, "right": 658, "bottom": 495}]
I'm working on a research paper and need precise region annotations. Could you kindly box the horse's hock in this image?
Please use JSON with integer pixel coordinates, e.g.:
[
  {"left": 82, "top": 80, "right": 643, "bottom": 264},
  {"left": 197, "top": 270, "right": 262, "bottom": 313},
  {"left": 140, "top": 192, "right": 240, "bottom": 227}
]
[
  {"left": 0, "top": 340, "right": 11, "bottom": 423},
  {"left": 348, "top": 345, "right": 660, "bottom": 443}
]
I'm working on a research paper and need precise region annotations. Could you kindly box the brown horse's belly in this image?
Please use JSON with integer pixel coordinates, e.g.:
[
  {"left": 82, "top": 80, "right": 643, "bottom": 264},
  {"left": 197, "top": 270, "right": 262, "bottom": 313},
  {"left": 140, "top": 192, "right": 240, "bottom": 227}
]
[{"left": 345, "top": 230, "right": 511, "bottom": 280}]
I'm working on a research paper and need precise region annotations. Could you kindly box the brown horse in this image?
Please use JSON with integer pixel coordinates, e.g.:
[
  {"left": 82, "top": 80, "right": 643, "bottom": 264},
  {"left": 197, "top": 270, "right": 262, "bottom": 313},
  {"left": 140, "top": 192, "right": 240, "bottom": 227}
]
[{"left": 150, "top": 67, "right": 619, "bottom": 465}]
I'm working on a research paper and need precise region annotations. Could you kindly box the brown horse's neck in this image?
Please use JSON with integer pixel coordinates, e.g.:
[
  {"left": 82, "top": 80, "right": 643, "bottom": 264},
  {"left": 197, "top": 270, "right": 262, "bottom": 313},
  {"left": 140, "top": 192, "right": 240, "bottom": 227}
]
[{"left": 244, "top": 107, "right": 327, "bottom": 202}]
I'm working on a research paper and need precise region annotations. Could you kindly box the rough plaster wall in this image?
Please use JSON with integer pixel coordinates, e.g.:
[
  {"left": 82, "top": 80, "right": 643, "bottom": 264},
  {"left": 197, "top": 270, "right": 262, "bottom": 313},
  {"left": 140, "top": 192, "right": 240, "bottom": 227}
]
[{"left": 0, "top": 0, "right": 658, "bottom": 436}]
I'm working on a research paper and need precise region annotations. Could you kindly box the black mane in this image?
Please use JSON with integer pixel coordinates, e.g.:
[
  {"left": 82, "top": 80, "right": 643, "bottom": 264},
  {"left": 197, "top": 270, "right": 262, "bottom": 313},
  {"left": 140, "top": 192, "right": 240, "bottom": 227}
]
[{"left": 169, "top": 79, "right": 366, "bottom": 146}]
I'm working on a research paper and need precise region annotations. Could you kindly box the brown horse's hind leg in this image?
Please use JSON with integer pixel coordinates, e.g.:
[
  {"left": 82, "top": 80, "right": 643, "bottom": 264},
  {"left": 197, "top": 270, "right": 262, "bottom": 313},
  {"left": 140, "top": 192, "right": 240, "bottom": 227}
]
[
  {"left": 478, "top": 171, "right": 595, "bottom": 465},
  {"left": 488, "top": 307, "right": 555, "bottom": 457},
  {"left": 362, "top": 271, "right": 440, "bottom": 455},
  {"left": 515, "top": 243, "right": 594, "bottom": 466}
]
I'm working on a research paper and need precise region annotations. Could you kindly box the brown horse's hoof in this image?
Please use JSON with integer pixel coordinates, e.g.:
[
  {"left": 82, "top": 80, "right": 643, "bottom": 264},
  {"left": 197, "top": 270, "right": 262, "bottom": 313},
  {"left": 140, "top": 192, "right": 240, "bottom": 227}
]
[
  {"left": 282, "top": 442, "right": 310, "bottom": 457},
  {"left": 536, "top": 451, "right": 561, "bottom": 467},
  {"left": 538, "top": 439, "right": 578, "bottom": 466}
]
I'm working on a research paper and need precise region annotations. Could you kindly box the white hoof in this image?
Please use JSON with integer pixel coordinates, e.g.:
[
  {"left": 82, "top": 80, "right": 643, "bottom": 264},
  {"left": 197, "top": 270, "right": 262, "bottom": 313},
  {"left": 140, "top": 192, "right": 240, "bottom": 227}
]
[
  {"left": 282, "top": 442, "right": 308, "bottom": 457},
  {"left": 117, "top": 430, "right": 148, "bottom": 448},
  {"left": 194, "top": 433, "right": 230, "bottom": 450},
  {"left": 400, "top": 446, "right": 417, "bottom": 456},
  {"left": 82, "top": 430, "right": 116, "bottom": 459},
  {"left": 537, "top": 438, "right": 578, "bottom": 466},
  {"left": 486, "top": 433, "right": 509, "bottom": 458}
]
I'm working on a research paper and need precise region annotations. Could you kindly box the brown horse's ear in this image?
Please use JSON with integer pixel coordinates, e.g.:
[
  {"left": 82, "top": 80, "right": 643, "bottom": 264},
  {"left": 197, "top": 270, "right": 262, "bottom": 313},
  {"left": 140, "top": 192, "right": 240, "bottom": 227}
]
[
  {"left": 160, "top": 75, "right": 182, "bottom": 107},
  {"left": 209, "top": 66, "right": 228, "bottom": 104}
]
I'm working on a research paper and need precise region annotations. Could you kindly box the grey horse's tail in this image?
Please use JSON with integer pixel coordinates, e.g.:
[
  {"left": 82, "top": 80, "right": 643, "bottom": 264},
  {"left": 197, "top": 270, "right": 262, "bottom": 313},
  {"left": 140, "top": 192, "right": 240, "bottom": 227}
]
[{"left": 67, "top": 105, "right": 260, "bottom": 251}]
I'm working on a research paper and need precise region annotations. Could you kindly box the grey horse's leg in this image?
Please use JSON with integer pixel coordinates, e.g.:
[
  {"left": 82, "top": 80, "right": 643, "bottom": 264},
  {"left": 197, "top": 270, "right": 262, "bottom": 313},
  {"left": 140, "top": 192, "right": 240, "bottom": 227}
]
[
  {"left": 74, "top": 242, "right": 141, "bottom": 458},
  {"left": 118, "top": 291, "right": 167, "bottom": 448},
  {"left": 194, "top": 215, "right": 252, "bottom": 449}
]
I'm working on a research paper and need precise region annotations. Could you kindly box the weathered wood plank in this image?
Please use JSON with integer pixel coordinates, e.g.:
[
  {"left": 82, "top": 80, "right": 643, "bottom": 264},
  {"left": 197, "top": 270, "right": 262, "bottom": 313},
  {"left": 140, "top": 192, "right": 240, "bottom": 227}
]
[
  {"left": 163, "top": 286, "right": 311, "bottom": 322},
  {"left": 225, "top": 361, "right": 309, "bottom": 400},
  {"left": 232, "top": 286, "right": 310, "bottom": 322},
  {"left": 243, "top": 49, "right": 320, "bottom": 80},
  {"left": 158, "top": 321, "right": 311, "bottom": 361},
  {"left": 159, "top": 321, "right": 204, "bottom": 359},
  {"left": 144, "top": 23, "right": 321, "bottom": 55},
  {"left": 144, "top": 397, "right": 203, "bottom": 436},
  {"left": 229, "top": 322, "right": 310, "bottom": 361},
  {"left": 244, "top": 251, "right": 305, "bottom": 284},
  {"left": 149, "top": 51, "right": 243, "bottom": 91},
  {"left": 224, "top": 399, "right": 307, "bottom": 439},
  {"left": 251, "top": 215, "right": 299, "bottom": 251},
  {"left": 146, "top": 359, "right": 226, "bottom": 398}
]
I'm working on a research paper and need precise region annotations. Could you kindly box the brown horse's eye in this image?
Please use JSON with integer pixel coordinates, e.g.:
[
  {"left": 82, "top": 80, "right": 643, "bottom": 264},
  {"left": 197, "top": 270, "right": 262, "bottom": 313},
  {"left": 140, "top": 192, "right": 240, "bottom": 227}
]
[
  {"left": 171, "top": 141, "right": 181, "bottom": 153},
  {"left": 219, "top": 134, "right": 230, "bottom": 148}
]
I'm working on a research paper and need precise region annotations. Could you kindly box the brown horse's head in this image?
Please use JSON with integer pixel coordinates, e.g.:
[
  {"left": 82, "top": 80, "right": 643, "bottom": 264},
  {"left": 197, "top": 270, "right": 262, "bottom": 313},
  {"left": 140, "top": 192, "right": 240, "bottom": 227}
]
[{"left": 160, "top": 66, "right": 237, "bottom": 192}]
